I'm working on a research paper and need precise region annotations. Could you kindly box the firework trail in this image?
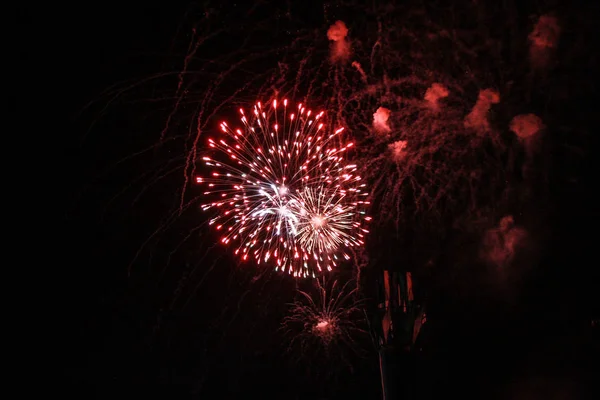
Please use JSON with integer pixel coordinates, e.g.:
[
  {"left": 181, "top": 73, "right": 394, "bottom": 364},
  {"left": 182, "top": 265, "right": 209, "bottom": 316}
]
[{"left": 195, "top": 99, "right": 370, "bottom": 277}]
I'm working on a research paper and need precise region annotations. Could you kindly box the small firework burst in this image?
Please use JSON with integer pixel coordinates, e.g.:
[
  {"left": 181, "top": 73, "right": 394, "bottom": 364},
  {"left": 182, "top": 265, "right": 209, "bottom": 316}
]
[
  {"left": 195, "top": 99, "right": 370, "bottom": 278},
  {"left": 281, "top": 278, "right": 367, "bottom": 356}
]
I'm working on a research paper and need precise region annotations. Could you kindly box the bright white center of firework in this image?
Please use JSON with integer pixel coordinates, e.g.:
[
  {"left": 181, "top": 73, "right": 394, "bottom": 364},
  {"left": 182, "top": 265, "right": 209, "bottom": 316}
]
[
  {"left": 315, "top": 320, "right": 329, "bottom": 330},
  {"left": 278, "top": 206, "right": 290, "bottom": 216},
  {"left": 278, "top": 186, "right": 288, "bottom": 196},
  {"left": 311, "top": 215, "right": 326, "bottom": 228}
]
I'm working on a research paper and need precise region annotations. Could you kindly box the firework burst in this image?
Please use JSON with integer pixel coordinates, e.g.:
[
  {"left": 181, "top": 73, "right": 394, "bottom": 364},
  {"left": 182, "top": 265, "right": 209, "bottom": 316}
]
[
  {"left": 281, "top": 278, "right": 367, "bottom": 354},
  {"left": 196, "top": 99, "right": 370, "bottom": 277}
]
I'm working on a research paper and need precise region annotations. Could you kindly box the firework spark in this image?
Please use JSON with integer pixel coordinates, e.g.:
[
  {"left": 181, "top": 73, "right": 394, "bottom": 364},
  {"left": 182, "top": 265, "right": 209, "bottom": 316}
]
[{"left": 196, "top": 99, "right": 370, "bottom": 277}]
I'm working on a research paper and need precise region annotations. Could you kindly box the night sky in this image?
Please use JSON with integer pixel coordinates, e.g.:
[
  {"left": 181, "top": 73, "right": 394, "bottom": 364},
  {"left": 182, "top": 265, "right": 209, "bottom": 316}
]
[{"left": 42, "top": 1, "right": 598, "bottom": 399}]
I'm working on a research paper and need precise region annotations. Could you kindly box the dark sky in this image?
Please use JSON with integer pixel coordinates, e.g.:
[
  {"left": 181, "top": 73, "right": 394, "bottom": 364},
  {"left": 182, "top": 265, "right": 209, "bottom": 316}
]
[{"left": 38, "top": 1, "right": 598, "bottom": 399}]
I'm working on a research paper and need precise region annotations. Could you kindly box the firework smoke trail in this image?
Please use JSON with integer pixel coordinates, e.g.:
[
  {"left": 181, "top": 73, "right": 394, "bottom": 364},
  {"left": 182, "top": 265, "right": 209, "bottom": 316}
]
[
  {"left": 195, "top": 99, "right": 370, "bottom": 278},
  {"left": 263, "top": 2, "right": 555, "bottom": 230}
]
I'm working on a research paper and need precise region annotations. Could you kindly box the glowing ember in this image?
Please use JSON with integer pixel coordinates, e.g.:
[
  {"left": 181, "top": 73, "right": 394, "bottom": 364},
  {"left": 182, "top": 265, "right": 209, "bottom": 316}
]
[
  {"left": 373, "top": 107, "right": 392, "bottom": 133},
  {"left": 327, "top": 20, "right": 351, "bottom": 62}
]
